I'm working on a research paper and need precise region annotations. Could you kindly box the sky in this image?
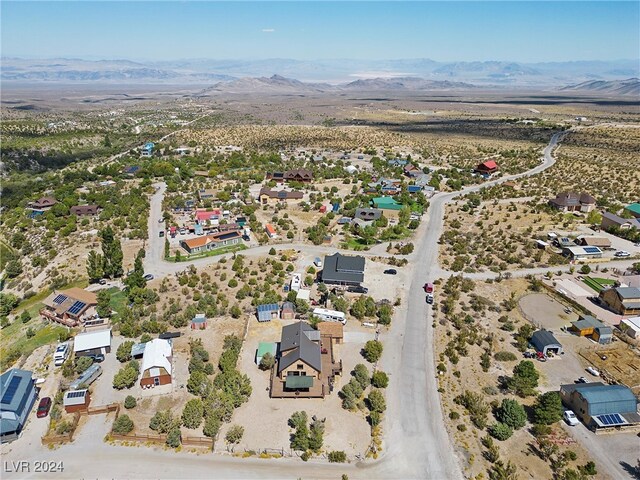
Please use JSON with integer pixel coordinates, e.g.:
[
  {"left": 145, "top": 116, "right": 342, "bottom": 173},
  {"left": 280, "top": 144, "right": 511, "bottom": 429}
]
[{"left": 1, "top": 1, "right": 639, "bottom": 62}]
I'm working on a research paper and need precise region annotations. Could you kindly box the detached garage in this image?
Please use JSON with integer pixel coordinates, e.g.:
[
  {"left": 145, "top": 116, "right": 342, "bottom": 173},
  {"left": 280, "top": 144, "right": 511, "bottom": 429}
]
[
  {"left": 531, "top": 330, "right": 563, "bottom": 356},
  {"left": 74, "top": 329, "right": 112, "bottom": 357}
]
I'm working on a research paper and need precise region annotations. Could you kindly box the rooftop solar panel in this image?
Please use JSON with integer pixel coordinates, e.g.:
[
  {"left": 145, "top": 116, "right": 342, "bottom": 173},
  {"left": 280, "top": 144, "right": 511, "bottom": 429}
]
[
  {"left": 67, "top": 391, "right": 85, "bottom": 398},
  {"left": 597, "top": 413, "right": 625, "bottom": 426},
  {"left": 1, "top": 376, "right": 22, "bottom": 405},
  {"left": 583, "top": 247, "right": 601, "bottom": 253},
  {"left": 53, "top": 294, "right": 68, "bottom": 305},
  {"left": 67, "top": 301, "right": 86, "bottom": 315}
]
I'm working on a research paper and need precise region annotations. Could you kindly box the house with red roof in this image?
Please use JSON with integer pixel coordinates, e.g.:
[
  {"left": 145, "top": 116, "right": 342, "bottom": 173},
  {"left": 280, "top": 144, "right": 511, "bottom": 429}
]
[
  {"left": 475, "top": 160, "right": 499, "bottom": 176},
  {"left": 195, "top": 209, "right": 222, "bottom": 224},
  {"left": 265, "top": 223, "right": 278, "bottom": 238}
]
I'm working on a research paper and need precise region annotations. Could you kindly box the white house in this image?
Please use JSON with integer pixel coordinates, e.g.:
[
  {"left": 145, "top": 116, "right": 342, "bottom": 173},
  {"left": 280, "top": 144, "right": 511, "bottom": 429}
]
[{"left": 73, "top": 329, "right": 112, "bottom": 356}]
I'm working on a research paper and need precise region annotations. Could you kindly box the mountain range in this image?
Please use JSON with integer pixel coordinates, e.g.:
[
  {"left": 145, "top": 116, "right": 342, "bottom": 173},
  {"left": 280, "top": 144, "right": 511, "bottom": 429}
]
[{"left": 2, "top": 57, "right": 639, "bottom": 92}]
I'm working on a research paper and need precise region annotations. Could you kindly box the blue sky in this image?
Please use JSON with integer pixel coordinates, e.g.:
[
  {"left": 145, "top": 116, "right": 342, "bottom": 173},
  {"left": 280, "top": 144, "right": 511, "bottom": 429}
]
[{"left": 1, "top": 1, "right": 638, "bottom": 62}]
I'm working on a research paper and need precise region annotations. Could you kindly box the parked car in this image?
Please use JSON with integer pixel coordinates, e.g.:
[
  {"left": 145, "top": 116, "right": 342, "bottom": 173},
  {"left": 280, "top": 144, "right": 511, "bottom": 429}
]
[
  {"left": 523, "top": 351, "right": 536, "bottom": 358},
  {"left": 98, "top": 279, "right": 107, "bottom": 285},
  {"left": 536, "top": 351, "right": 547, "bottom": 362},
  {"left": 384, "top": 269, "right": 398, "bottom": 275},
  {"left": 37, "top": 397, "right": 52, "bottom": 418},
  {"left": 426, "top": 294, "right": 434, "bottom": 304},
  {"left": 614, "top": 250, "right": 630, "bottom": 257},
  {"left": 159, "top": 231, "right": 165, "bottom": 238},
  {"left": 423, "top": 283, "right": 434, "bottom": 294},
  {"left": 576, "top": 376, "right": 588, "bottom": 383},
  {"left": 87, "top": 353, "right": 105, "bottom": 363},
  {"left": 158, "top": 218, "right": 164, "bottom": 223},
  {"left": 586, "top": 366, "right": 600, "bottom": 376},
  {"left": 143, "top": 274, "right": 154, "bottom": 281},
  {"left": 563, "top": 410, "right": 579, "bottom": 426},
  {"left": 313, "top": 257, "right": 323, "bottom": 268},
  {"left": 348, "top": 286, "right": 368, "bottom": 294}
]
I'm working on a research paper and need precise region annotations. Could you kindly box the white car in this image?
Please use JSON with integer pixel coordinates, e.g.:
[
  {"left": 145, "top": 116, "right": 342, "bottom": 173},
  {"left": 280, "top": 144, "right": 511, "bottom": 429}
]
[
  {"left": 313, "top": 257, "right": 323, "bottom": 268},
  {"left": 563, "top": 410, "right": 579, "bottom": 426},
  {"left": 586, "top": 366, "right": 600, "bottom": 376},
  {"left": 614, "top": 250, "right": 630, "bottom": 257}
]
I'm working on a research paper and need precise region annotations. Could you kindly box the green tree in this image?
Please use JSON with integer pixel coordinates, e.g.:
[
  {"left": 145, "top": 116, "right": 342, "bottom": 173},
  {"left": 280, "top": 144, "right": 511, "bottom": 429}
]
[
  {"left": 352, "top": 363, "right": 370, "bottom": 389},
  {"left": 489, "top": 422, "right": 513, "bottom": 441},
  {"left": 100, "top": 226, "right": 124, "bottom": 278},
  {"left": 124, "top": 395, "right": 137, "bottom": 409},
  {"left": 125, "top": 249, "right": 147, "bottom": 294},
  {"left": 533, "top": 391, "right": 563, "bottom": 425},
  {"left": 187, "top": 370, "right": 211, "bottom": 397},
  {"left": 96, "top": 289, "right": 111, "bottom": 317},
  {"left": 259, "top": 352, "right": 275, "bottom": 371},
  {"left": 116, "top": 340, "right": 134, "bottom": 362},
  {"left": 20, "top": 310, "right": 31, "bottom": 324},
  {"left": 288, "top": 411, "right": 308, "bottom": 429},
  {"left": 488, "top": 460, "right": 519, "bottom": 480},
  {"left": 112, "top": 361, "right": 139, "bottom": 389},
  {"left": 75, "top": 356, "right": 93, "bottom": 374},
  {"left": 203, "top": 414, "right": 221, "bottom": 439},
  {"left": 149, "top": 410, "right": 174, "bottom": 433},
  {"left": 362, "top": 340, "right": 383, "bottom": 363},
  {"left": 496, "top": 398, "right": 527, "bottom": 430},
  {"left": 166, "top": 427, "right": 181, "bottom": 448},
  {"left": 371, "top": 370, "right": 389, "bottom": 388},
  {"left": 5, "top": 260, "right": 23, "bottom": 278},
  {"left": 308, "top": 419, "right": 325, "bottom": 452},
  {"left": 367, "top": 389, "right": 386, "bottom": 413},
  {"left": 507, "top": 360, "right": 539, "bottom": 396},
  {"left": 328, "top": 451, "right": 347, "bottom": 463},
  {"left": 112, "top": 414, "right": 134, "bottom": 434},
  {"left": 225, "top": 424, "right": 244, "bottom": 445},
  {"left": 86, "top": 250, "right": 104, "bottom": 282},
  {"left": 182, "top": 398, "right": 204, "bottom": 429},
  {"left": 291, "top": 421, "right": 309, "bottom": 451}
]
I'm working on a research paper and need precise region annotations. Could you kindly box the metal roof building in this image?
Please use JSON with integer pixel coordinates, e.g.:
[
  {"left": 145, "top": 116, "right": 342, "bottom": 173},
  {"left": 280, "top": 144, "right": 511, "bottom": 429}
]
[
  {"left": 73, "top": 329, "right": 112, "bottom": 355},
  {"left": 530, "top": 330, "right": 563, "bottom": 355},
  {"left": 560, "top": 382, "right": 639, "bottom": 427},
  {"left": 256, "top": 303, "right": 280, "bottom": 322},
  {"left": 278, "top": 322, "right": 322, "bottom": 374},
  {"left": 321, "top": 253, "right": 365, "bottom": 286},
  {"left": 0, "top": 368, "right": 37, "bottom": 442},
  {"left": 256, "top": 342, "right": 277, "bottom": 365}
]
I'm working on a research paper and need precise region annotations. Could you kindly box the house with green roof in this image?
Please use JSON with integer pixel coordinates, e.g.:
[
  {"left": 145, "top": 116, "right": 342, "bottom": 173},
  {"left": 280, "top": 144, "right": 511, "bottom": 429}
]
[
  {"left": 624, "top": 202, "right": 640, "bottom": 219},
  {"left": 371, "top": 196, "right": 402, "bottom": 211}
]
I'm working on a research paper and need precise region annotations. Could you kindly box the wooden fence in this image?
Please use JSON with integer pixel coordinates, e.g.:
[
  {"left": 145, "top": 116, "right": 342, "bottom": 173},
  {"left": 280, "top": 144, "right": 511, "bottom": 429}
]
[
  {"left": 87, "top": 403, "right": 119, "bottom": 416},
  {"left": 41, "top": 412, "right": 81, "bottom": 445},
  {"left": 182, "top": 436, "right": 214, "bottom": 448},
  {"left": 110, "top": 432, "right": 167, "bottom": 444}
]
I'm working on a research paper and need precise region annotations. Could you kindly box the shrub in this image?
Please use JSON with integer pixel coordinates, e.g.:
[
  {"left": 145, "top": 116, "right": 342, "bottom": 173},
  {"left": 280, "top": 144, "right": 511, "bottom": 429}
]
[
  {"left": 259, "top": 352, "right": 275, "bottom": 370},
  {"left": 149, "top": 410, "right": 174, "bottom": 433},
  {"left": 456, "top": 424, "right": 467, "bottom": 432},
  {"left": 166, "top": 427, "right": 181, "bottom": 448},
  {"left": 56, "top": 420, "right": 72, "bottom": 435},
  {"left": 367, "top": 389, "right": 386, "bottom": 413},
  {"left": 371, "top": 370, "right": 389, "bottom": 388},
  {"left": 352, "top": 364, "right": 370, "bottom": 389},
  {"left": 112, "top": 414, "right": 134, "bottom": 434},
  {"left": 369, "top": 410, "right": 381, "bottom": 426},
  {"left": 328, "top": 450, "right": 347, "bottom": 463},
  {"left": 182, "top": 398, "right": 204, "bottom": 429},
  {"left": 507, "top": 360, "right": 539, "bottom": 396},
  {"left": 489, "top": 422, "right": 513, "bottom": 441},
  {"left": 75, "top": 356, "right": 93, "bottom": 374},
  {"left": 449, "top": 411, "right": 460, "bottom": 420},
  {"left": 124, "top": 395, "right": 137, "bottom": 409},
  {"left": 494, "top": 351, "right": 517, "bottom": 362},
  {"left": 225, "top": 424, "right": 244, "bottom": 444},
  {"left": 454, "top": 390, "right": 489, "bottom": 429}
]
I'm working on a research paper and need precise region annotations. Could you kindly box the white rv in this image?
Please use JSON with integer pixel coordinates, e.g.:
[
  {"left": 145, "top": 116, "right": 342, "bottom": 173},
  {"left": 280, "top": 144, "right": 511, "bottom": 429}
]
[{"left": 312, "top": 308, "right": 346, "bottom": 325}]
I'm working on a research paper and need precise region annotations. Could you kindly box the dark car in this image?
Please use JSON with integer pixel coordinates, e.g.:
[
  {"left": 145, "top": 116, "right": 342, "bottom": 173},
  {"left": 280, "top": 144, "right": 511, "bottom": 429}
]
[
  {"left": 426, "top": 294, "right": 434, "bottom": 304},
  {"left": 383, "top": 269, "right": 398, "bottom": 275},
  {"left": 87, "top": 353, "right": 105, "bottom": 363},
  {"left": 348, "top": 286, "right": 369, "bottom": 294},
  {"left": 159, "top": 231, "right": 165, "bottom": 238},
  {"left": 37, "top": 397, "right": 52, "bottom": 418}
]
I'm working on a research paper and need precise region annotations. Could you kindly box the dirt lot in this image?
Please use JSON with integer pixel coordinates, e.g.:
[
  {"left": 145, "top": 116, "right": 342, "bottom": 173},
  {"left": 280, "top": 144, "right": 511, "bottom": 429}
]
[
  {"left": 579, "top": 342, "right": 640, "bottom": 396},
  {"left": 231, "top": 317, "right": 373, "bottom": 457}
]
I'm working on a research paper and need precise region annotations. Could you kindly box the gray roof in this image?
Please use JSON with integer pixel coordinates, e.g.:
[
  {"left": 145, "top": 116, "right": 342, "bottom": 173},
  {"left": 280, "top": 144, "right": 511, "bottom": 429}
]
[
  {"left": 572, "top": 315, "right": 605, "bottom": 330},
  {"left": 131, "top": 343, "right": 146, "bottom": 357},
  {"left": 616, "top": 287, "right": 640, "bottom": 299},
  {"left": 278, "top": 322, "right": 322, "bottom": 374},
  {"left": 257, "top": 303, "right": 279, "bottom": 322},
  {"left": 354, "top": 208, "right": 382, "bottom": 221},
  {"left": 1, "top": 369, "right": 35, "bottom": 436},
  {"left": 602, "top": 211, "right": 640, "bottom": 229},
  {"left": 322, "top": 253, "right": 365, "bottom": 285},
  {"left": 531, "top": 330, "right": 562, "bottom": 349}
]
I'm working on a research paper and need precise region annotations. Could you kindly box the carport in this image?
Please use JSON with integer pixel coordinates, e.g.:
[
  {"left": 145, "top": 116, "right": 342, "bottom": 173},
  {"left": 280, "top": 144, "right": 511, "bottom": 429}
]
[{"left": 530, "top": 330, "right": 563, "bottom": 356}]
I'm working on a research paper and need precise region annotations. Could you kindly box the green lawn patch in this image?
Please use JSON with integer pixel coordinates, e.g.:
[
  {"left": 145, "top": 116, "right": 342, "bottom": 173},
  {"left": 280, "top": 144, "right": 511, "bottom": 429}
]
[
  {"left": 166, "top": 244, "right": 247, "bottom": 262},
  {"left": 108, "top": 288, "right": 128, "bottom": 315},
  {"left": 0, "top": 320, "right": 69, "bottom": 371},
  {"left": 582, "top": 276, "right": 615, "bottom": 292}
]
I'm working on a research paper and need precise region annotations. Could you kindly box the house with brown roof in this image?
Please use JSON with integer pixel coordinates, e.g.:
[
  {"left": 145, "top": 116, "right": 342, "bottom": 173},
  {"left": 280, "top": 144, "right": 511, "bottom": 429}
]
[
  {"left": 179, "top": 231, "right": 241, "bottom": 254},
  {"left": 403, "top": 164, "right": 421, "bottom": 177},
  {"left": 70, "top": 205, "right": 99, "bottom": 216},
  {"left": 259, "top": 187, "right": 303, "bottom": 205},
  {"left": 475, "top": 160, "right": 499, "bottom": 176},
  {"left": 30, "top": 197, "right": 57, "bottom": 211},
  {"left": 599, "top": 287, "right": 640, "bottom": 316},
  {"left": 575, "top": 236, "right": 612, "bottom": 248},
  {"left": 40, "top": 288, "right": 98, "bottom": 327},
  {"left": 318, "top": 321, "right": 344, "bottom": 344},
  {"left": 549, "top": 192, "right": 596, "bottom": 213},
  {"left": 284, "top": 169, "right": 313, "bottom": 183},
  {"left": 601, "top": 211, "right": 640, "bottom": 231}
]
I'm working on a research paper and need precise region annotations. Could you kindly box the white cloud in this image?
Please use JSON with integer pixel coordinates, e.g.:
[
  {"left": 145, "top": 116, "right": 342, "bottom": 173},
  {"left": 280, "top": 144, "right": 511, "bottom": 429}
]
[{"left": 261, "top": 28, "right": 275, "bottom": 33}]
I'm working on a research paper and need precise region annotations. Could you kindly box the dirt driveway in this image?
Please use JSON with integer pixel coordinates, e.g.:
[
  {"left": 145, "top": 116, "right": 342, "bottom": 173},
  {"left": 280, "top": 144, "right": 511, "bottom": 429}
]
[{"left": 519, "top": 293, "right": 579, "bottom": 330}]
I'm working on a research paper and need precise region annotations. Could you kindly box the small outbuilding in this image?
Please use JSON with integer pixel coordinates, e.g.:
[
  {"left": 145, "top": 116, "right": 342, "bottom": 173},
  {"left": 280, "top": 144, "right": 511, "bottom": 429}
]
[
  {"left": 570, "top": 315, "right": 613, "bottom": 344},
  {"left": 73, "top": 329, "right": 112, "bottom": 357},
  {"left": 281, "top": 302, "right": 296, "bottom": 320},
  {"left": 619, "top": 316, "right": 640, "bottom": 339},
  {"left": 530, "top": 330, "right": 563, "bottom": 356},
  {"left": 256, "top": 342, "right": 277, "bottom": 366},
  {"left": 140, "top": 339, "right": 172, "bottom": 388},
  {"left": 63, "top": 389, "right": 91, "bottom": 413},
  {"left": 257, "top": 303, "right": 280, "bottom": 322},
  {"left": 191, "top": 313, "right": 207, "bottom": 330}
]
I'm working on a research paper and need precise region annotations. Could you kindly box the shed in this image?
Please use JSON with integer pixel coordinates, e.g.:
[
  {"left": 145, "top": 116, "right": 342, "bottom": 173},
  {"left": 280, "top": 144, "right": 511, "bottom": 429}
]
[
  {"left": 140, "top": 339, "right": 172, "bottom": 387},
  {"left": 257, "top": 303, "right": 280, "bottom": 322},
  {"left": 620, "top": 316, "right": 640, "bottom": 339},
  {"left": 296, "top": 289, "right": 311, "bottom": 302},
  {"left": 530, "top": 330, "right": 563, "bottom": 355},
  {"left": 281, "top": 302, "right": 296, "bottom": 320},
  {"left": 593, "top": 325, "right": 613, "bottom": 344},
  {"left": 191, "top": 313, "right": 207, "bottom": 330},
  {"left": 130, "top": 342, "right": 146, "bottom": 359},
  {"left": 73, "top": 329, "right": 112, "bottom": 356},
  {"left": 570, "top": 315, "right": 602, "bottom": 337},
  {"left": 63, "top": 389, "right": 90, "bottom": 413},
  {"left": 256, "top": 342, "right": 277, "bottom": 366}
]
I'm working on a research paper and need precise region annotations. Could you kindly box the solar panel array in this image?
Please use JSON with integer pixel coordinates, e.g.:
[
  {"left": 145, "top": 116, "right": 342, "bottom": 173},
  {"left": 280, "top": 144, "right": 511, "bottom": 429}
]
[
  {"left": 583, "top": 247, "right": 601, "bottom": 254},
  {"left": 1, "top": 376, "right": 23, "bottom": 405},
  {"left": 67, "top": 391, "right": 86, "bottom": 399},
  {"left": 597, "top": 413, "right": 625, "bottom": 426},
  {"left": 53, "top": 294, "right": 68, "bottom": 305},
  {"left": 67, "top": 301, "right": 86, "bottom": 315}
]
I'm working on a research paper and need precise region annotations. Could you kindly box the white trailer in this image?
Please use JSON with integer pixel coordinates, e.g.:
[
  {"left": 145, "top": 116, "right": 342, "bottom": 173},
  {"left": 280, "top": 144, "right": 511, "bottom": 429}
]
[{"left": 312, "top": 308, "right": 346, "bottom": 325}]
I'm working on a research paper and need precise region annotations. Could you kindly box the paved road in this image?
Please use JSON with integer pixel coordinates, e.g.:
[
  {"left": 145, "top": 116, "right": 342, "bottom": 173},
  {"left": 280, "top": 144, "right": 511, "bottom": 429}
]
[{"left": 1, "top": 130, "right": 594, "bottom": 480}]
